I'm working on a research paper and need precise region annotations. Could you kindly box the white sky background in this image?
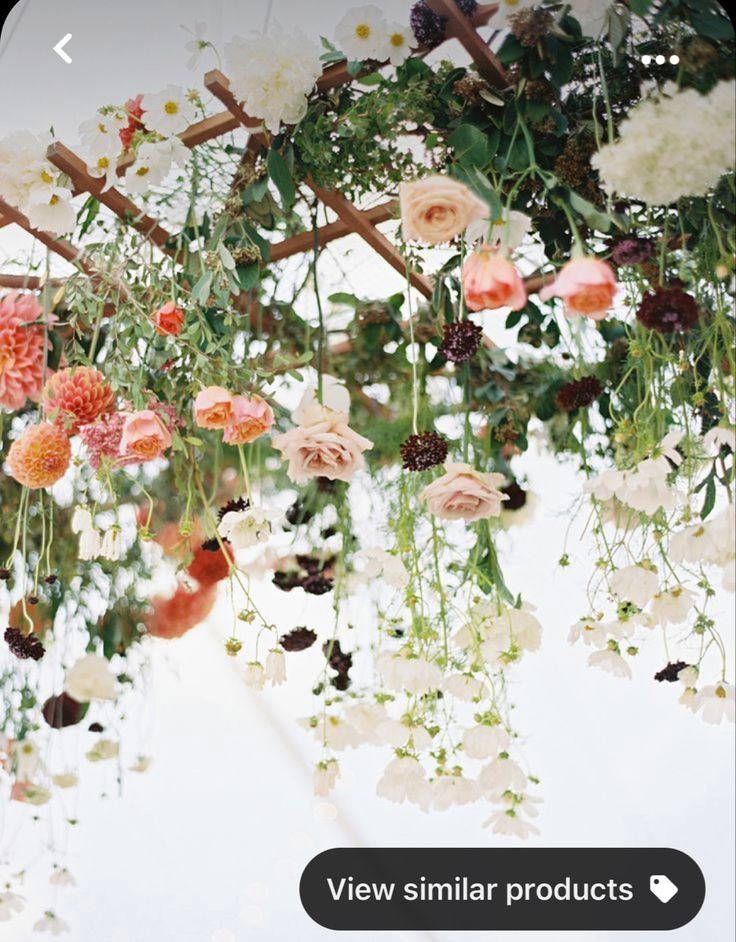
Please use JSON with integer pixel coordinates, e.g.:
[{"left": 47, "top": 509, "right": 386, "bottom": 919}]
[{"left": 0, "top": 1, "right": 735, "bottom": 941}]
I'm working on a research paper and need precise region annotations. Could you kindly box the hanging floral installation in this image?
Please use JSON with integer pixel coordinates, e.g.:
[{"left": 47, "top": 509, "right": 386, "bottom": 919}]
[{"left": 1, "top": 0, "right": 735, "bottom": 930}]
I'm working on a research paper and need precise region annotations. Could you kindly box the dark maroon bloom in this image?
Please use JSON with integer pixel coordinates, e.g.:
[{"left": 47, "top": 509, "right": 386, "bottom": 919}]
[
  {"left": 439, "top": 320, "right": 484, "bottom": 363},
  {"left": 555, "top": 376, "right": 603, "bottom": 412},
  {"left": 44, "top": 574, "right": 58, "bottom": 585},
  {"left": 217, "top": 496, "right": 250, "bottom": 521},
  {"left": 280, "top": 627, "right": 318, "bottom": 652},
  {"left": 410, "top": 0, "right": 477, "bottom": 48},
  {"left": 4, "top": 626, "right": 45, "bottom": 661},
  {"left": 273, "top": 570, "right": 302, "bottom": 592},
  {"left": 400, "top": 431, "right": 449, "bottom": 471},
  {"left": 89, "top": 722, "right": 105, "bottom": 733},
  {"left": 302, "top": 574, "right": 334, "bottom": 596},
  {"left": 500, "top": 480, "right": 527, "bottom": 511},
  {"left": 609, "top": 235, "right": 656, "bottom": 267},
  {"left": 42, "top": 693, "right": 89, "bottom": 729},
  {"left": 654, "top": 660, "right": 691, "bottom": 683},
  {"left": 636, "top": 286, "right": 700, "bottom": 334},
  {"left": 0, "top": 568, "right": 11, "bottom": 581}
]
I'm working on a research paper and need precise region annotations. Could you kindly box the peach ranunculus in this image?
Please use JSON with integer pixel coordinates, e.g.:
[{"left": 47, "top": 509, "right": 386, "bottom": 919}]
[
  {"left": 462, "top": 247, "right": 527, "bottom": 312},
  {"left": 119, "top": 410, "right": 172, "bottom": 461},
  {"left": 193, "top": 386, "right": 234, "bottom": 429},
  {"left": 271, "top": 404, "right": 373, "bottom": 484},
  {"left": 152, "top": 301, "right": 185, "bottom": 336},
  {"left": 223, "top": 394, "right": 275, "bottom": 445},
  {"left": 400, "top": 176, "right": 487, "bottom": 245},
  {"left": 539, "top": 256, "right": 617, "bottom": 320},
  {"left": 421, "top": 462, "right": 508, "bottom": 522}
]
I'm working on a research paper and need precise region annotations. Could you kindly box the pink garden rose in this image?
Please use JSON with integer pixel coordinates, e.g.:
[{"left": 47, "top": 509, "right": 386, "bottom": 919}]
[
  {"left": 421, "top": 462, "right": 508, "bottom": 522},
  {"left": 193, "top": 386, "right": 234, "bottom": 429},
  {"left": 152, "top": 301, "right": 184, "bottom": 336},
  {"left": 272, "top": 405, "right": 373, "bottom": 484},
  {"left": 539, "top": 256, "right": 617, "bottom": 320},
  {"left": 462, "top": 247, "right": 527, "bottom": 312},
  {"left": 119, "top": 410, "right": 172, "bottom": 461},
  {"left": 223, "top": 394, "right": 275, "bottom": 445},
  {"left": 400, "top": 176, "right": 487, "bottom": 245}
]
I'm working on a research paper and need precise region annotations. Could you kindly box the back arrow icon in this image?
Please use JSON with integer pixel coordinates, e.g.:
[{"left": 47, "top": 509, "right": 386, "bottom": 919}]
[{"left": 53, "top": 33, "right": 73, "bottom": 64}]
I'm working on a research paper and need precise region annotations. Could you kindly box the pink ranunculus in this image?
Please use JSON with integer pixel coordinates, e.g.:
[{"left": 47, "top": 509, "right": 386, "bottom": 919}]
[
  {"left": 400, "top": 176, "right": 487, "bottom": 245},
  {"left": 193, "top": 386, "right": 234, "bottom": 429},
  {"left": 223, "top": 394, "right": 275, "bottom": 445},
  {"left": 271, "top": 405, "right": 373, "bottom": 484},
  {"left": 119, "top": 410, "right": 172, "bottom": 461},
  {"left": 539, "top": 256, "right": 617, "bottom": 320},
  {"left": 421, "top": 462, "right": 508, "bottom": 522},
  {"left": 152, "top": 301, "right": 185, "bottom": 336},
  {"left": 462, "top": 247, "right": 527, "bottom": 312}
]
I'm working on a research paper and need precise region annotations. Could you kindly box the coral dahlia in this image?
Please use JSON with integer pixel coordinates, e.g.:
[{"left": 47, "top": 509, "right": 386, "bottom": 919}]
[
  {"left": 146, "top": 584, "right": 217, "bottom": 639},
  {"left": 0, "top": 292, "right": 48, "bottom": 411},
  {"left": 6, "top": 423, "right": 71, "bottom": 489},
  {"left": 43, "top": 366, "right": 115, "bottom": 435}
]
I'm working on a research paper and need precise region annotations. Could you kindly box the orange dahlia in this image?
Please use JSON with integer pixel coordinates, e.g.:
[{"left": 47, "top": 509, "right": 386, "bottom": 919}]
[
  {"left": 42, "top": 366, "right": 115, "bottom": 435},
  {"left": 145, "top": 584, "right": 217, "bottom": 640},
  {"left": 186, "top": 541, "right": 233, "bottom": 587},
  {"left": 0, "top": 292, "right": 48, "bottom": 411},
  {"left": 7, "top": 423, "right": 71, "bottom": 489}
]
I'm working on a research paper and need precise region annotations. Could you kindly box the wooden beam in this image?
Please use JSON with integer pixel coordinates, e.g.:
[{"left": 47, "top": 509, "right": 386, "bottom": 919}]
[
  {"left": 0, "top": 196, "right": 96, "bottom": 271},
  {"left": 309, "top": 184, "right": 433, "bottom": 298},
  {"left": 46, "top": 142, "right": 178, "bottom": 257},
  {"left": 426, "top": 0, "right": 507, "bottom": 88},
  {"left": 270, "top": 200, "right": 397, "bottom": 262},
  {"left": 0, "top": 274, "right": 63, "bottom": 290},
  {"left": 0, "top": 215, "right": 11, "bottom": 230}
]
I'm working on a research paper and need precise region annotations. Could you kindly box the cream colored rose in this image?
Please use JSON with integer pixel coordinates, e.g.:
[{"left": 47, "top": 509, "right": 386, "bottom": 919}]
[
  {"left": 421, "top": 462, "right": 507, "bottom": 521},
  {"left": 272, "top": 405, "right": 373, "bottom": 484},
  {"left": 400, "top": 176, "right": 487, "bottom": 245}
]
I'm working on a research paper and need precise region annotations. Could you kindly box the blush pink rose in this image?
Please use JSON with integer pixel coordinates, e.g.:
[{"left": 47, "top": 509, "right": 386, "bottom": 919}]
[
  {"left": 119, "top": 410, "right": 172, "bottom": 461},
  {"left": 462, "top": 247, "right": 527, "bottom": 312},
  {"left": 539, "top": 256, "right": 617, "bottom": 320},
  {"left": 223, "top": 394, "right": 275, "bottom": 445},
  {"left": 421, "top": 462, "right": 508, "bottom": 522},
  {"left": 152, "top": 301, "right": 184, "bottom": 336},
  {"left": 271, "top": 405, "right": 373, "bottom": 484},
  {"left": 193, "top": 386, "right": 234, "bottom": 429},
  {"left": 400, "top": 176, "right": 487, "bottom": 245}
]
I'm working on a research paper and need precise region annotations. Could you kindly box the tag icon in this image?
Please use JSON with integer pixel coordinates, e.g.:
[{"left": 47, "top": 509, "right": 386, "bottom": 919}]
[{"left": 650, "top": 874, "right": 678, "bottom": 904}]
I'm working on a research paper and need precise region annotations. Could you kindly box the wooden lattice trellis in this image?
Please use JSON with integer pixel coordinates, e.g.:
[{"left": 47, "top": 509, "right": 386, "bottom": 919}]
[{"left": 0, "top": 2, "right": 551, "bottom": 299}]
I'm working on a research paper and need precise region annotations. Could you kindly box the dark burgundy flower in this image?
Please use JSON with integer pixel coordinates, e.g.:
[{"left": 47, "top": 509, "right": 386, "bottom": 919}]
[
  {"left": 217, "top": 496, "right": 250, "bottom": 521},
  {"left": 439, "top": 320, "right": 484, "bottom": 363},
  {"left": 42, "top": 692, "right": 89, "bottom": 729},
  {"left": 609, "top": 235, "right": 656, "bottom": 267},
  {"left": 273, "top": 571, "right": 302, "bottom": 592},
  {"left": 555, "top": 376, "right": 603, "bottom": 412},
  {"left": 0, "top": 568, "right": 11, "bottom": 581},
  {"left": 400, "top": 431, "right": 449, "bottom": 471},
  {"left": 303, "top": 574, "right": 334, "bottom": 596},
  {"left": 410, "top": 0, "right": 477, "bottom": 48},
  {"left": 4, "top": 626, "right": 45, "bottom": 661},
  {"left": 636, "top": 286, "right": 700, "bottom": 334},
  {"left": 280, "top": 627, "right": 317, "bottom": 652},
  {"left": 654, "top": 660, "right": 691, "bottom": 683},
  {"left": 500, "top": 480, "right": 527, "bottom": 511}
]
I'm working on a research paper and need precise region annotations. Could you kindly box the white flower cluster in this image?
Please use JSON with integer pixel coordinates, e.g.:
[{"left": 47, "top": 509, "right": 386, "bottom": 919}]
[
  {"left": 591, "top": 80, "right": 736, "bottom": 205},
  {"left": 0, "top": 131, "right": 75, "bottom": 235},
  {"left": 225, "top": 28, "right": 323, "bottom": 134},
  {"left": 334, "top": 5, "right": 411, "bottom": 66}
]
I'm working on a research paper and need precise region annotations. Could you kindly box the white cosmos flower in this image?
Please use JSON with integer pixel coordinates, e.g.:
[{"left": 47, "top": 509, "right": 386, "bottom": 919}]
[
  {"left": 142, "top": 135, "right": 191, "bottom": 169},
  {"left": 483, "top": 808, "right": 540, "bottom": 839},
  {"left": 78, "top": 528, "right": 102, "bottom": 561},
  {"left": 342, "top": 702, "right": 388, "bottom": 744},
  {"left": 679, "top": 685, "right": 699, "bottom": 712},
  {"left": 292, "top": 374, "right": 351, "bottom": 423},
  {"left": 0, "top": 891, "right": 25, "bottom": 922},
  {"left": 588, "top": 648, "right": 632, "bottom": 679},
  {"left": 124, "top": 154, "right": 167, "bottom": 195},
  {"left": 314, "top": 759, "right": 340, "bottom": 797},
  {"left": 479, "top": 756, "right": 527, "bottom": 797},
  {"left": 52, "top": 772, "right": 78, "bottom": 789},
  {"left": 377, "top": 650, "right": 443, "bottom": 695},
  {"left": 466, "top": 208, "right": 532, "bottom": 251},
  {"left": 568, "top": 615, "right": 608, "bottom": 648},
  {"left": 463, "top": 724, "right": 510, "bottom": 760},
  {"left": 609, "top": 564, "right": 659, "bottom": 608},
  {"left": 334, "top": 6, "right": 390, "bottom": 61},
  {"left": 26, "top": 186, "right": 76, "bottom": 235},
  {"left": 703, "top": 425, "right": 736, "bottom": 454},
  {"left": 443, "top": 673, "right": 488, "bottom": 702},
  {"left": 376, "top": 756, "right": 426, "bottom": 804},
  {"left": 64, "top": 653, "right": 117, "bottom": 702},
  {"left": 265, "top": 649, "right": 287, "bottom": 686},
  {"left": 386, "top": 23, "right": 412, "bottom": 65},
  {"left": 225, "top": 28, "right": 322, "bottom": 134},
  {"left": 141, "top": 85, "right": 197, "bottom": 136},
  {"left": 78, "top": 110, "right": 126, "bottom": 158},
  {"left": 86, "top": 153, "right": 118, "bottom": 191},
  {"left": 648, "top": 586, "right": 694, "bottom": 626},
  {"left": 49, "top": 868, "right": 76, "bottom": 888},
  {"left": 670, "top": 509, "right": 735, "bottom": 566},
  {"left": 218, "top": 506, "right": 278, "bottom": 550},
  {"left": 183, "top": 21, "right": 210, "bottom": 70},
  {"left": 693, "top": 683, "right": 735, "bottom": 725},
  {"left": 431, "top": 773, "right": 481, "bottom": 811},
  {"left": 567, "top": 0, "right": 612, "bottom": 38},
  {"left": 13, "top": 739, "right": 40, "bottom": 778},
  {"left": 33, "top": 912, "right": 69, "bottom": 936},
  {"left": 243, "top": 662, "right": 266, "bottom": 690},
  {"left": 678, "top": 665, "right": 699, "bottom": 688},
  {"left": 129, "top": 755, "right": 152, "bottom": 773},
  {"left": 86, "top": 738, "right": 119, "bottom": 762},
  {"left": 352, "top": 548, "right": 409, "bottom": 590}
]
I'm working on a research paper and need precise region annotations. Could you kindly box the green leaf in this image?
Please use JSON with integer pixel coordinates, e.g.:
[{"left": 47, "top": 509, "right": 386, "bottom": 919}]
[
  {"left": 328, "top": 292, "right": 360, "bottom": 307},
  {"left": 568, "top": 191, "right": 615, "bottom": 233},
  {"left": 267, "top": 147, "right": 296, "bottom": 211},
  {"left": 700, "top": 477, "right": 716, "bottom": 520},
  {"left": 236, "top": 263, "right": 260, "bottom": 291},
  {"left": 448, "top": 124, "right": 491, "bottom": 168},
  {"left": 191, "top": 271, "right": 213, "bottom": 303}
]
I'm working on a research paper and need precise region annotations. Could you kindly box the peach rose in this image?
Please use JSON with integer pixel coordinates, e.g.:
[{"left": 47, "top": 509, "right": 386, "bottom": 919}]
[
  {"left": 400, "top": 176, "right": 487, "bottom": 245},
  {"left": 152, "top": 301, "right": 184, "bottom": 336},
  {"left": 119, "top": 410, "right": 172, "bottom": 461},
  {"left": 539, "top": 256, "right": 617, "bottom": 320},
  {"left": 223, "top": 394, "right": 275, "bottom": 445},
  {"left": 271, "top": 405, "right": 373, "bottom": 484},
  {"left": 193, "top": 386, "right": 234, "bottom": 429},
  {"left": 462, "top": 247, "right": 527, "bottom": 312},
  {"left": 421, "top": 462, "right": 508, "bottom": 521}
]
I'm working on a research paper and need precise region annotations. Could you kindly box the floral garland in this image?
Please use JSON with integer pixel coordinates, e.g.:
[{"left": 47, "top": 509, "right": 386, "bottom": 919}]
[{"left": 1, "top": 0, "right": 735, "bottom": 932}]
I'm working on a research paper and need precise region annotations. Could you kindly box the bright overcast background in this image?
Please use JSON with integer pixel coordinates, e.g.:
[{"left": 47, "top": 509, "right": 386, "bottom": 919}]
[{"left": 0, "top": 2, "right": 734, "bottom": 941}]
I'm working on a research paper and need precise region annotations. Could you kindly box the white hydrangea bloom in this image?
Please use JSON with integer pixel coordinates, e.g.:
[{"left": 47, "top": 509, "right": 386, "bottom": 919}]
[
  {"left": 64, "top": 654, "right": 117, "bottom": 701},
  {"left": 592, "top": 81, "right": 736, "bottom": 205}
]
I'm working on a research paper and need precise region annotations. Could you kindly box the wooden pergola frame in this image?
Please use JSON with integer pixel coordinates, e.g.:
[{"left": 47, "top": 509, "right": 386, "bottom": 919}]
[{"left": 0, "top": 1, "right": 513, "bottom": 299}]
